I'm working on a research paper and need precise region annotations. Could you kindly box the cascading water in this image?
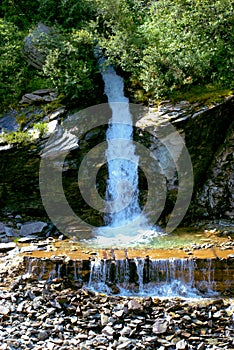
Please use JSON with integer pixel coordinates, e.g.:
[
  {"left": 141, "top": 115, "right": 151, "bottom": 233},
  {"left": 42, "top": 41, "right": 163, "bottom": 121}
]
[
  {"left": 23, "top": 256, "right": 233, "bottom": 298},
  {"left": 95, "top": 58, "right": 158, "bottom": 244},
  {"left": 87, "top": 257, "right": 218, "bottom": 298}
]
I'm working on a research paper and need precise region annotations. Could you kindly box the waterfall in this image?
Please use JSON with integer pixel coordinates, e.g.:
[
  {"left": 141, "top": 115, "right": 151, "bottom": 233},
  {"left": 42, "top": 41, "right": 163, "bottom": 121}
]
[
  {"left": 23, "top": 256, "right": 226, "bottom": 298},
  {"left": 134, "top": 258, "right": 145, "bottom": 294},
  {"left": 102, "top": 65, "right": 140, "bottom": 228},
  {"left": 95, "top": 59, "right": 149, "bottom": 242},
  {"left": 87, "top": 257, "right": 218, "bottom": 298}
]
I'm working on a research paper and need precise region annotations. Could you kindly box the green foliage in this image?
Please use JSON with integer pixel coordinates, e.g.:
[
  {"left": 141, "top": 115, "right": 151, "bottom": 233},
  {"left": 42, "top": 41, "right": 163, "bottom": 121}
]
[
  {"left": 0, "top": 0, "right": 96, "bottom": 30},
  {"left": 169, "top": 84, "right": 234, "bottom": 105},
  {"left": 16, "top": 113, "right": 27, "bottom": 131},
  {"left": 0, "top": 0, "right": 40, "bottom": 29},
  {"left": 0, "top": 18, "right": 52, "bottom": 110},
  {"left": 0, "top": 19, "right": 26, "bottom": 108},
  {"left": 95, "top": 0, "right": 234, "bottom": 101},
  {"left": 2, "top": 131, "right": 32, "bottom": 146},
  {"left": 41, "top": 28, "right": 98, "bottom": 104},
  {"left": 38, "top": 0, "right": 96, "bottom": 28},
  {"left": 0, "top": 0, "right": 233, "bottom": 111},
  {"left": 33, "top": 122, "right": 48, "bottom": 137}
]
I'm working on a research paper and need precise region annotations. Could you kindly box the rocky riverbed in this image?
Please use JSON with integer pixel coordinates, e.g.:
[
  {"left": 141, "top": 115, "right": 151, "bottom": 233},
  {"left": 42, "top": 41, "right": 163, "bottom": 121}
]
[
  {"left": 0, "top": 231, "right": 233, "bottom": 350},
  {"left": 0, "top": 270, "right": 233, "bottom": 350}
]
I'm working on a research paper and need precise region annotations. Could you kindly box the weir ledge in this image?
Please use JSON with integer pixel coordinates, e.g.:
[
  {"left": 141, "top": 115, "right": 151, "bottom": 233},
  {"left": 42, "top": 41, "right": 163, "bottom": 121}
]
[{"left": 23, "top": 256, "right": 234, "bottom": 297}]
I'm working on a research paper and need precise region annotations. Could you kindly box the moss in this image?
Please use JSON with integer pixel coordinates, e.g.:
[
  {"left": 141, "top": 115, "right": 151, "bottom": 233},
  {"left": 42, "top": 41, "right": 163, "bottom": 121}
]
[
  {"left": 16, "top": 113, "right": 27, "bottom": 130},
  {"left": 168, "top": 83, "right": 233, "bottom": 106},
  {"left": 2, "top": 131, "right": 32, "bottom": 146}
]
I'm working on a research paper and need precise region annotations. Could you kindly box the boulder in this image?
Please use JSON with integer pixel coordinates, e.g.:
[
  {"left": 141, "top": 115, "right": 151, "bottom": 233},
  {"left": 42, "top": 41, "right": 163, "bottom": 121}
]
[
  {"left": 23, "top": 22, "right": 52, "bottom": 69},
  {"left": 19, "top": 222, "right": 47, "bottom": 236}
]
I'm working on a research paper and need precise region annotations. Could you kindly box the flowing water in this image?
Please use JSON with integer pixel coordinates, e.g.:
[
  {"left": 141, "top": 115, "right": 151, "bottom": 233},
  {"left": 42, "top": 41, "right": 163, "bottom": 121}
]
[
  {"left": 23, "top": 256, "right": 233, "bottom": 298},
  {"left": 95, "top": 59, "right": 161, "bottom": 245}
]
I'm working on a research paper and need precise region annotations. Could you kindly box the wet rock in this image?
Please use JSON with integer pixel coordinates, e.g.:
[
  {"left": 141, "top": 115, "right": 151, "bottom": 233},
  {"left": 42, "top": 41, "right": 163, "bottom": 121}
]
[
  {"left": 0, "top": 223, "right": 5, "bottom": 234},
  {"left": 38, "top": 330, "right": 49, "bottom": 341},
  {"left": 120, "top": 326, "right": 132, "bottom": 336},
  {"left": 18, "top": 236, "right": 40, "bottom": 243}
]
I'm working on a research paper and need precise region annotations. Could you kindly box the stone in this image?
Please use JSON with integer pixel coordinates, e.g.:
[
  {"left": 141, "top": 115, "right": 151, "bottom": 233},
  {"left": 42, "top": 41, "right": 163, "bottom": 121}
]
[
  {"left": 152, "top": 318, "right": 168, "bottom": 334},
  {"left": 115, "top": 310, "right": 124, "bottom": 318},
  {"left": 47, "top": 120, "right": 58, "bottom": 135},
  {"left": 120, "top": 326, "right": 131, "bottom": 336},
  {"left": 197, "top": 343, "right": 205, "bottom": 350},
  {"left": 116, "top": 341, "right": 132, "bottom": 349},
  {"left": 102, "top": 326, "right": 115, "bottom": 336},
  {"left": 0, "top": 306, "right": 10, "bottom": 315},
  {"left": 38, "top": 330, "right": 49, "bottom": 341},
  {"left": 176, "top": 339, "right": 188, "bottom": 350},
  {"left": 100, "top": 313, "right": 109, "bottom": 326},
  {"left": 17, "top": 236, "right": 40, "bottom": 243},
  {"left": 0, "top": 223, "right": 5, "bottom": 234},
  {"left": 128, "top": 300, "right": 143, "bottom": 312},
  {"left": 19, "top": 222, "right": 47, "bottom": 236},
  {"left": 23, "top": 23, "right": 52, "bottom": 69},
  {"left": 0, "top": 242, "right": 16, "bottom": 252},
  {"left": 20, "top": 245, "right": 43, "bottom": 253},
  {"left": 49, "top": 107, "right": 66, "bottom": 121}
]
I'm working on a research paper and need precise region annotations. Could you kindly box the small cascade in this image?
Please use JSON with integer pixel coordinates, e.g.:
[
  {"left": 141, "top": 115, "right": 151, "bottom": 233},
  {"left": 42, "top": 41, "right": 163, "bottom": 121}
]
[
  {"left": 87, "top": 257, "right": 219, "bottom": 297},
  {"left": 134, "top": 258, "right": 145, "bottom": 294},
  {"left": 22, "top": 256, "right": 234, "bottom": 298},
  {"left": 196, "top": 259, "right": 216, "bottom": 293}
]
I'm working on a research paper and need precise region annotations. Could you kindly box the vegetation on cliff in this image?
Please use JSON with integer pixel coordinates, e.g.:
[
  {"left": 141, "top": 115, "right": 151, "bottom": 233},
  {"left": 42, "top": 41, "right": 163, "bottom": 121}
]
[{"left": 0, "top": 0, "right": 233, "bottom": 110}]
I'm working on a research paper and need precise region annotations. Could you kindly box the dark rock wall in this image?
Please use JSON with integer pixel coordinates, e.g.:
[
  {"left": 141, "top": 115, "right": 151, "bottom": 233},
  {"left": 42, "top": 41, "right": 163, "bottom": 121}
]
[{"left": 0, "top": 97, "right": 233, "bottom": 228}]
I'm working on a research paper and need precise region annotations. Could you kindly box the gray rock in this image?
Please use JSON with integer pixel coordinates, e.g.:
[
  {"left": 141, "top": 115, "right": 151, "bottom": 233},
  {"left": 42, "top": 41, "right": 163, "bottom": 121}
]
[
  {"left": 197, "top": 343, "right": 205, "bottom": 350},
  {"left": 128, "top": 299, "right": 143, "bottom": 312},
  {"left": 38, "top": 330, "right": 49, "bottom": 341},
  {"left": 100, "top": 313, "right": 109, "bottom": 326},
  {"left": 49, "top": 107, "right": 66, "bottom": 121},
  {"left": 117, "top": 341, "right": 132, "bottom": 349},
  {"left": 0, "top": 223, "right": 5, "bottom": 234},
  {"left": 19, "top": 222, "right": 47, "bottom": 236},
  {"left": 176, "top": 339, "right": 188, "bottom": 350},
  {"left": 102, "top": 325, "right": 115, "bottom": 336},
  {"left": 120, "top": 326, "right": 131, "bottom": 336},
  {"left": 17, "top": 236, "right": 40, "bottom": 243},
  {"left": 0, "top": 242, "right": 16, "bottom": 252},
  {"left": 5, "top": 227, "right": 17, "bottom": 237},
  {"left": 0, "top": 110, "right": 19, "bottom": 132},
  {"left": 20, "top": 245, "right": 43, "bottom": 253},
  {"left": 23, "top": 22, "right": 52, "bottom": 69},
  {"left": 0, "top": 306, "right": 10, "bottom": 315},
  {"left": 152, "top": 318, "right": 168, "bottom": 334}
]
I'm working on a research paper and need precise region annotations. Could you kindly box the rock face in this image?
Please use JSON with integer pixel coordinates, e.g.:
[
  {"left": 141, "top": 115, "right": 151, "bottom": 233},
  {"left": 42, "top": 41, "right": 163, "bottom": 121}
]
[
  {"left": 136, "top": 96, "right": 234, "bottom": 224},
  {"left": 196, "top": 123, "right": 234, "bottom": 220},
  {"left": 0, "top": 97, "right": 233, "bottom": 230},
  {"left": 23, "top": 22, "right": 53, "bottom": 69}
]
